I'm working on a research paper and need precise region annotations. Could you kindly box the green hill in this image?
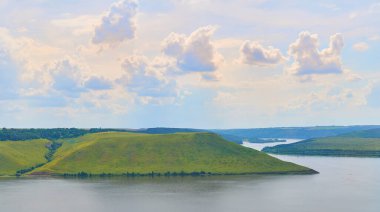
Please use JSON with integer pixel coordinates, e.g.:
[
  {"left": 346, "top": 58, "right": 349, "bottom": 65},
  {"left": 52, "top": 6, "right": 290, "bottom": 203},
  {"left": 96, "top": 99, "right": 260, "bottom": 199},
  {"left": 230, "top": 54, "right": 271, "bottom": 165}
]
[
  {"left": 0, "top": 139, "right": 50, "bottom": 176},
  {"left": 263, "top": 128, "right": 380, "bottom": 157},
  {"left": 32, "top": 132, "right": 316, "bottom": 176}
]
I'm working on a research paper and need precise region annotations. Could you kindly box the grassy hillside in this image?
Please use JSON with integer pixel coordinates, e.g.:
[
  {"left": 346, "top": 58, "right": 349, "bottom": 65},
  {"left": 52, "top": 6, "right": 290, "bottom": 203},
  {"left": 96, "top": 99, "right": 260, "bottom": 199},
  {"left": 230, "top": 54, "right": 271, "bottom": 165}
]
[
  {"left": 0, "top": 139, "right": 50, "bottom": 176},
  {"left": 263, "top": 129, "right": 380, "bottom": 157},
  {"left": 33, "top": 132, "right": 316, "bottom": 176}
]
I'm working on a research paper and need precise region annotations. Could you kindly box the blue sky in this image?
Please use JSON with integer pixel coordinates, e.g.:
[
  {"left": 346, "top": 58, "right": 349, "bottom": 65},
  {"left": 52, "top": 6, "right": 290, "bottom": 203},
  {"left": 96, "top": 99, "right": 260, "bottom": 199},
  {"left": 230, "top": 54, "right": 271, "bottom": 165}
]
[{"left": 0, "top": 0, "right": 380, "bottom": 128}]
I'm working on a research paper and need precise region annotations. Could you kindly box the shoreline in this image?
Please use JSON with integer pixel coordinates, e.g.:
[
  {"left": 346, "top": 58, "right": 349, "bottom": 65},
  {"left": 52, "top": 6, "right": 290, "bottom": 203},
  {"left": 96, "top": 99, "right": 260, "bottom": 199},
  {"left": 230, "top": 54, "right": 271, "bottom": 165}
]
[{"left": 0, "top": 169, "right": 318, "bottom": 178}]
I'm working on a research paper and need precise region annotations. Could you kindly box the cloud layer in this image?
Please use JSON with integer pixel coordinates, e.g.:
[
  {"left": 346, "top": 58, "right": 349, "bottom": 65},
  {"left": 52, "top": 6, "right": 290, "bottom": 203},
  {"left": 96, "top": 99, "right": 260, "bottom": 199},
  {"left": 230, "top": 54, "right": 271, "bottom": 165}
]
[{"left": 0, "top": 0, "right": 378, "bottom": 128}]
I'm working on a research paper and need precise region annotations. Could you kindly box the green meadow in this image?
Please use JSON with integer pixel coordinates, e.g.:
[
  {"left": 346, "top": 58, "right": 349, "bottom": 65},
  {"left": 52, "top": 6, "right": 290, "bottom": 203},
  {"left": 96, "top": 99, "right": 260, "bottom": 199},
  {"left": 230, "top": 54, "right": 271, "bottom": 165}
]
[{"left": 0, "top": 139, "right": 50, "bottom": 176}]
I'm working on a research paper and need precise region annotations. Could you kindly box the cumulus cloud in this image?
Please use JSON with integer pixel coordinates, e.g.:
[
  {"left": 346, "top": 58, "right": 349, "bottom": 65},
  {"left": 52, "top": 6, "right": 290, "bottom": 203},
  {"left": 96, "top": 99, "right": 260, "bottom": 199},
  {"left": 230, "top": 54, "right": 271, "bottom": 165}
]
[
  {"left": 287, "top": 31, "right": 344, "bottom": 76},
  {"left": 162, "top": 26, "right": 221, "bottom": 72},
  {"left": 353, "top": 42, "right": 369, "bottom": 52},
  {"left": 119, "top": 55, "right": 179, "bottom": 99},
  {"left": 240, "top": 41, "right": 285, "bottom": 66},
  {"left": 92, "top": 0, "right": 138, "bottom": 45}
]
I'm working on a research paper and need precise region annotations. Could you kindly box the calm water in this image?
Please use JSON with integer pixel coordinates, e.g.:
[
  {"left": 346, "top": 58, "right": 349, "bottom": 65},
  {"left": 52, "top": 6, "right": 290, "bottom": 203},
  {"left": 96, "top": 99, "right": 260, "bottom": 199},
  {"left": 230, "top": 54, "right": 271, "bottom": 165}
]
[
  {"left": 242, "top": 138, "right": 303, "bottom": 151},
  {"left": 0, "top": 141, "right": 379, "bottom": 212}
]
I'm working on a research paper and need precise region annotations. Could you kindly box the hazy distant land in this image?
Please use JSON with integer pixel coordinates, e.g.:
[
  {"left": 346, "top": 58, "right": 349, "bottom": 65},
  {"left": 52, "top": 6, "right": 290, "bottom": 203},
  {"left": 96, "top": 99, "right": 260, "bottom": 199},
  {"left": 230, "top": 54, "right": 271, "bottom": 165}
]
[{"left": 263, "top": 128, "right": 380, "bottom": 157}]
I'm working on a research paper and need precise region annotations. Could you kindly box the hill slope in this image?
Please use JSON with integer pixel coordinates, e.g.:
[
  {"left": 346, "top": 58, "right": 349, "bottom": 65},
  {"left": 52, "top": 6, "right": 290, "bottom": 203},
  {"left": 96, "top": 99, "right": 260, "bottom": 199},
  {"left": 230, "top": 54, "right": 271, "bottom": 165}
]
[
  {"left": 33, "top": 132, "right": 316, "bottom": 175},
  {"left": 263, "top": 128, "right": 380, "bottom": 157},
  {"left": 0, "top": 139, "right": 50, "bottom": 176}
]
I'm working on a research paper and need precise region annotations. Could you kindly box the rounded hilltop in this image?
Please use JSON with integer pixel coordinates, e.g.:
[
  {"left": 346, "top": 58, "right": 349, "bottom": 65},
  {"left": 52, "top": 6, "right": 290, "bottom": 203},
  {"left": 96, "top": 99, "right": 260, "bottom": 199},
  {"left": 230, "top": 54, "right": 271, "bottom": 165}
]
[{"left": 30, "top": 132, "right": 317, "bottom": 176}]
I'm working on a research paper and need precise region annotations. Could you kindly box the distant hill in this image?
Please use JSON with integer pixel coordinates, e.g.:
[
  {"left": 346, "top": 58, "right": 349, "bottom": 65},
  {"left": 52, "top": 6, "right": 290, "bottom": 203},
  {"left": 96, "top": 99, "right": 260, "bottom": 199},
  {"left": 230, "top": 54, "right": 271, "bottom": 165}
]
[
  {"left": 31, "top": 132, "right": 316, "bottom": 176},
  {"left": 2, "top": 126, "right": 380, "bottom": 144},
  {"left": 204, "top": 133, "right": 271, "bottom": 144},
  {"left": 134, "top": 126, "right": 380, "bottom": 144},
  {"left": 0, "top": 127, "right": 255, "bottom": 144},
  {"left": 340, "top": 128, "right": 380, "bottom": 138},
  {"left": 212, "top": 126, "right": 380, "bottom": 140},
  {"left": 0, "top": 139, "right": 49, "bottom": 176},
  {"left": 263, "top": 128, "right": 380, "bottom": 157}
]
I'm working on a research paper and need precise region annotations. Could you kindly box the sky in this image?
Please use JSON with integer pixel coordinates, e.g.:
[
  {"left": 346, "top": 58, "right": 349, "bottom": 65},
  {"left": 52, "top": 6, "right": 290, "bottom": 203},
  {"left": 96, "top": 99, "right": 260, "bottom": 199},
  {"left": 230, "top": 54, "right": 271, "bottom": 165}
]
[{"left": 0, "top": 0, "right": 380, "bottom": 128}]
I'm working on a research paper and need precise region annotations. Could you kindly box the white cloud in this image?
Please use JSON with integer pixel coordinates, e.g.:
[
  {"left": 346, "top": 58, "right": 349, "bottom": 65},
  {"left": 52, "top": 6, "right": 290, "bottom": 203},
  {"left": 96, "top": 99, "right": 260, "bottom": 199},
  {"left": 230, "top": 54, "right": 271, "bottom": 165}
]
[
  {"left": 162, "top": 25, "right": 222, "bottom": 72},
  {"left": 119, "top": 55, "right": 179, "bottom": 100},
  {"left": 287, "top": 31, "right": 344, "bottom": 76},
  {"left": 240, "top": 41, "right": 285, "bottom": 66},
  {"left": 353, "top": 42, "right": 369, "bottom": 52},
  {"left": 92, "top": 0, "right": 138, "bottom": 45}
]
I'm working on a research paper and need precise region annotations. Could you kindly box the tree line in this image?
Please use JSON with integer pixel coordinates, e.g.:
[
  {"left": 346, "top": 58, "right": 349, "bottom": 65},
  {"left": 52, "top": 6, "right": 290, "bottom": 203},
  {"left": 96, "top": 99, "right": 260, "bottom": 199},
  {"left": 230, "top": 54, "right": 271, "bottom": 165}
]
[
  {"left": 62, "top": 171, "right": 214, "bottom": 178},
  {"left": 0, "top": 128, "right": 127, "bottom": 141}
]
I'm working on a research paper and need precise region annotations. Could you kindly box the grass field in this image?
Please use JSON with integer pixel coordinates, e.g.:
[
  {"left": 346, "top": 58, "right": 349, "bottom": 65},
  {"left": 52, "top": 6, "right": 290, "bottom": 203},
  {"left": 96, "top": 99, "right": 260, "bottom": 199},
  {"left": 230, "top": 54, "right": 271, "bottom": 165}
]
[
  {"left": 33, "top": 132, "right": 315, "bottom": 175},
  {"left": 263, "top": 136, "right": 380, "bottom": 157},
  {"left": 0, "top": 139, "right": 50, "bottom": 176}
]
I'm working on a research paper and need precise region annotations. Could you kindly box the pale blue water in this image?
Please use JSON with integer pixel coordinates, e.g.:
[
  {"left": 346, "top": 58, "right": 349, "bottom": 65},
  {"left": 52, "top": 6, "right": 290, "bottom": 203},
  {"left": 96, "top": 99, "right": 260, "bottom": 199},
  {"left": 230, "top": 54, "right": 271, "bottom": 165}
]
[
  {"left": 242, "top": 138, "right": 303, "bottom": 151},
  {"left": 0, "top": 141, "right": 379, "bottom": 212}
]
